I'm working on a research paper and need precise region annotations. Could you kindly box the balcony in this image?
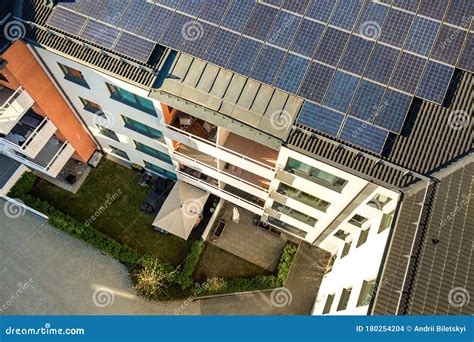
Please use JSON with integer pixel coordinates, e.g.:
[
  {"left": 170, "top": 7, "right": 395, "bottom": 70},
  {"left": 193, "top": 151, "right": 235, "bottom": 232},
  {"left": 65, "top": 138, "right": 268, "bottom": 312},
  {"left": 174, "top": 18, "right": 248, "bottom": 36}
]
[
  {"left": 222, "top": 162, "right": 270, "bottom": 190},
  {"left": 171, "top": 111, "right": 217, "bottom": 143},
  {"left": 0, "top": 86, "right": 34, "bottom": 135},
  {"left": 3, "top": 112, "right": 57, "bottom": 158}
]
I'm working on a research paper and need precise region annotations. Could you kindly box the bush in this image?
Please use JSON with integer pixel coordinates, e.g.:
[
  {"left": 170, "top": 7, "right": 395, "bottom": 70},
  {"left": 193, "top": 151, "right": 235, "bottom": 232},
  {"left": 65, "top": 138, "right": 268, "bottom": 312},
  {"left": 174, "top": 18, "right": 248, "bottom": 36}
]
[
  {"left": 175, "top": 240, "right": 205, "bottom": 289},
  {"left": 7, "top": 172, "right": 37, "bottom": 198},
  {"left": 276, "top": 244, "right": 298, "bottom": 285},
  {"left": 132, "top": 257, "right": 174, "bottom": 300}
]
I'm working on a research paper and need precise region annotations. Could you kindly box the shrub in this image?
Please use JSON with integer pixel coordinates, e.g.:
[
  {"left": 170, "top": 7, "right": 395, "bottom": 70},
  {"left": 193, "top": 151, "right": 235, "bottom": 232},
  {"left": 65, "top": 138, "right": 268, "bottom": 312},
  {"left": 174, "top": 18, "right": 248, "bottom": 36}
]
[
  {"left": 132, "top": 257, "right": 174, "bottom": 300},
  {"left": 276, "top": 244, "right": 298, "bottom": 286},
  {"left": 175, "top": 239, "right": 205, "bottom": 289},
  {"left": 7, "top": 172, "right": 37, "bottom": 198}
]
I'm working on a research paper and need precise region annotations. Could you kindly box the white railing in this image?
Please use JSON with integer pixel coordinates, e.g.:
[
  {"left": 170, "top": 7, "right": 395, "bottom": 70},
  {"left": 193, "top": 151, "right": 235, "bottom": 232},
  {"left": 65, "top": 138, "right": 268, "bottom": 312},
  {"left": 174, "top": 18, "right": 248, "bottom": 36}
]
[
  {"left": 45, "top": 142, "right": 75, "bottom": 177},
  {"left": 21, "top": 118, "right": 57, "bottom": 157},
  {"left": 163, "top": 121, "right": 277, "bottom": 172},
  {"left": 0, "top": 87, "right": 34, "bottom": 134}
]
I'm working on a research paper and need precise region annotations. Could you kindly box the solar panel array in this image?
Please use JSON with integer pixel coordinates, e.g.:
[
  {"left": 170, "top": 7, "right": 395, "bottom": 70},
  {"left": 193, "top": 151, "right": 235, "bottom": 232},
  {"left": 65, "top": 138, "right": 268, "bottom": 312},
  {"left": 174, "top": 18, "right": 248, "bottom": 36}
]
[{"left": 48, "top": 0, "right": 474, "bottom": 154}]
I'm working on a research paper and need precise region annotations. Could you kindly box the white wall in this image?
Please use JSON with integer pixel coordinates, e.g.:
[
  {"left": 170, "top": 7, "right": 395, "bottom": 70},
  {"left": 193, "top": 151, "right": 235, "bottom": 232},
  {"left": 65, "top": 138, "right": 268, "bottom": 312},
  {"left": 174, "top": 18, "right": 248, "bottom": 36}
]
[{"left": 33, "top": 48, "right": 176, "bottom": 174}]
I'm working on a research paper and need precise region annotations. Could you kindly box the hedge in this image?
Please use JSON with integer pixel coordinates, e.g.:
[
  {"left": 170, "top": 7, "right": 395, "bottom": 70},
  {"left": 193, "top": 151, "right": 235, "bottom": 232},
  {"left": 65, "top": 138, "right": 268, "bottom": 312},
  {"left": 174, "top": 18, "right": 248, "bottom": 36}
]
[{"left": 175, "top": 239, "right": 205, "bottom": 289}]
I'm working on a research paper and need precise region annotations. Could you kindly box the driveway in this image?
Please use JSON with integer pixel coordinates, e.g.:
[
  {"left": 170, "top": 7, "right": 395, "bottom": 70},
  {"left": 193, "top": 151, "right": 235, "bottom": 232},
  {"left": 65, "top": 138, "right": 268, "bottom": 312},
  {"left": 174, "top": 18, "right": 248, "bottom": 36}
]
[{"left": 0, "top": 198, "right": 324, "bottom": 315}]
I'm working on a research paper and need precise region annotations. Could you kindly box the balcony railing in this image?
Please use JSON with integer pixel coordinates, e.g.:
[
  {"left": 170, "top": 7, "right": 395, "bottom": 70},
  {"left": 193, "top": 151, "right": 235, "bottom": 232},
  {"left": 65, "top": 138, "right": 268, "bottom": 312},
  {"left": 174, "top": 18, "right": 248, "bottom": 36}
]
[
  {"left": 0, "top": 87, "right": 34, "bottom": 135},
  {"left": 163, "top": 120, "right": 276, "bottom": 172}
]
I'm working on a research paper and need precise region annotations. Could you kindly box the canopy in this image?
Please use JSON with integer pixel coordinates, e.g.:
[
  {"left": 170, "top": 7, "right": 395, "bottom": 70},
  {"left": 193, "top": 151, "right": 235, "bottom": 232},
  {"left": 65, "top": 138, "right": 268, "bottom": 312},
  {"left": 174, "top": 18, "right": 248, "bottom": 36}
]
[{"left": 153, "top": 180, "right": 209, "bottom": 240}]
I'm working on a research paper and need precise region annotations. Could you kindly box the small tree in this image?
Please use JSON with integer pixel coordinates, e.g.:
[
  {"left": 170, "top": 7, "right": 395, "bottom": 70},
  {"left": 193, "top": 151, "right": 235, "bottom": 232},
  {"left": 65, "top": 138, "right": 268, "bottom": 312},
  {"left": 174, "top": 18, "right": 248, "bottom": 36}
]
[{"left": 133, "top": 257, "right": 173, "bottom": 299}]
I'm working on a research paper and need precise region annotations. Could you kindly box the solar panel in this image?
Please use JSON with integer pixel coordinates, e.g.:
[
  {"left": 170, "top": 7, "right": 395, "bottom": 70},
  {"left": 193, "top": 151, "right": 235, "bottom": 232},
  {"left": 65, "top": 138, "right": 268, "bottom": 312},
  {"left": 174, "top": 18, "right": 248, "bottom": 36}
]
[
  {"left": 329, "top": 0, "right": 364, "bottom": 31},
  {"left": 339, "top": 117, "right": 389, "bottom": 154},
  {"left": 198, "top": 0, "right": 231, "bottom": 25},
  {"left": 364, "top": 43, "right": 399, "bottom": 84},
  {"left": 298, "top": 62, "right": 335, "bottom": 103},
  {"left": 98, "top": 0, "right": 129, "bottom": 26},
  {"left": 355, "top": 1, "right": 389, "bottom": 36},
  {"left": 375, "top": 90, "right": 412, "bottom": 133},
  {"left": 47, "top": 7, "right": 87, "bottom": 36},
  {"left": 159, "top": 12, "right": 190, "bottom": 51},
  {"left": 250, "top": 46, "right": 286, "bottom": 84},
  {"left": 274, "top": 53, "right": 310, "bottom": 94},
  {"left": 404, "top": 16, "right": 440, "bottom": 56},
  {"left": 297, "top": 102, "right": 344, "bottom": 137},
  {"left": 267, "top": 11, "right": 301, "bottom": 49},
  {"left": 323, "top": 71, "right": 360, "bottom": 113},
  {"left": 177, "top": 0, "right": 204, "bottom": 17},
  {"left": 57, "top": 0, "right": 82, "bottom": 11},
  {"left": 80, "top": 20, "right": 120, "bottom": 49},
  {"left": 339, "top": 35, "right": 374, "bottom": 75},
  {"left": 392, "top": 0, "right": 420, "bottom": 12},
  {"left": 181, "top": 21, "right": 217, "bottom": 58},
  {"left": 416, "top": 61, "right": 454, "bottom": 104},
  {"left": 417, "top": 0, "right": 449, "bottom": 20},
  {"left": 262, "top": 0, "right": 282, "bottom": 6},
  {"left": 457, "top": 32, "right": 474, "bottom": 72},
  {"left": 205, "top": 29, "right": 239, "bottom": 68},
  {"left": 156, "top": 0, "right": 180, "bottom": 10},
  {"left": 227, "top": 37, "right": 262, "bottom": 76},
  {"left": 430, "top": 24, "right": 468, "bottom": 65},
  {"left": 305, "top": 0, "right": 336, "bottom": 22},
  {"left": 281, "top": 0, "right": 310, "bottom": 15},
  {"left": 243, "top": 3, "right": 278, "bottom": 41},
  {"left": 444, "top": 1, "right": 474, "bottom": 27},
  {"left": 390, "top": 52, "right": 427, "bottom": 94},
  {"left": 139, "top": 5, "right": 172, "bottom": 42},
  {"left": 113, "top": 32, "right": 155, "bottom": 63},
  {"left": 349, "top": 80, "right": 386, "bottom": 122},
  {"left": 379, "top": 9, "right": 414, "bottom": 48},
  {"left": 221, "top": 0, "right": 254, "bottom": 32},
  {"left": 313, "top": 27, "right": 349, "bottom": 67},
  {"left": 77, "top": 0, "right": 105, "bottom": 19},
  {"left": 117, "top": 0, "right": 152, "bottom": 34},
  {"left": 290, "top": 19, "right": 324, "bottom": 58}
]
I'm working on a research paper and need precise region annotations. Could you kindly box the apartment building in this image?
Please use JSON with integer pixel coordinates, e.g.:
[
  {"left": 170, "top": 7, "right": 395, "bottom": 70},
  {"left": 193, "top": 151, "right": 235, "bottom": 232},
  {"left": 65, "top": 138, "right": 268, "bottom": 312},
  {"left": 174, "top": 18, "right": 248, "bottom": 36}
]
[{"left": 0, "top": 0, "right": 471, "bottom": 317}]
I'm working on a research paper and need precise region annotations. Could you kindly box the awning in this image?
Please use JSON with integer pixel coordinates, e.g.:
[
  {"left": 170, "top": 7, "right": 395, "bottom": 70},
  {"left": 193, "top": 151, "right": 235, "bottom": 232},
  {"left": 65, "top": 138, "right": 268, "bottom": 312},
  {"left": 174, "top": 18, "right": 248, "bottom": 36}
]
[{"left": 153, "top": 180, "right": 209, "bottom": 240}]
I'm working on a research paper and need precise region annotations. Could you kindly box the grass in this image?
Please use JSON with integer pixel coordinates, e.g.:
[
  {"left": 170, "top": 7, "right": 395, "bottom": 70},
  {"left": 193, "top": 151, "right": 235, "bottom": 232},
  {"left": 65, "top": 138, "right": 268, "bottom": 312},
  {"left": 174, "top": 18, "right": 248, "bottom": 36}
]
[
  {"left": 30, "top": 159, "right": 192, "bottom": 266},
  {"left": 193, "top": 243, "right": 271, "bottom": 282}
]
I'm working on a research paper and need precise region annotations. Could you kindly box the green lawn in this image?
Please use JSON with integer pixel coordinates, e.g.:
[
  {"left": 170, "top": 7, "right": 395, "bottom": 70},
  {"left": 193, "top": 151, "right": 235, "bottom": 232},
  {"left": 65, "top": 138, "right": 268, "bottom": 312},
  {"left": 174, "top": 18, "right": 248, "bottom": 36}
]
[
  {"left": 193, "top": 244, "right": 271, "bottom": 282},
  {"left": 30, "top": 159, "right": 191, "bottom": 266}
]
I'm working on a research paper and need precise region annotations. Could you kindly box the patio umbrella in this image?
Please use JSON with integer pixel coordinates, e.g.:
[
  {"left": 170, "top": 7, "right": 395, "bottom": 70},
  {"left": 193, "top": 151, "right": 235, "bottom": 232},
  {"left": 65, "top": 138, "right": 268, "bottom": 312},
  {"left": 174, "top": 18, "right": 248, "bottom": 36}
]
[{"left": 153, "top": 180, "right": 209, "bottom": 240}]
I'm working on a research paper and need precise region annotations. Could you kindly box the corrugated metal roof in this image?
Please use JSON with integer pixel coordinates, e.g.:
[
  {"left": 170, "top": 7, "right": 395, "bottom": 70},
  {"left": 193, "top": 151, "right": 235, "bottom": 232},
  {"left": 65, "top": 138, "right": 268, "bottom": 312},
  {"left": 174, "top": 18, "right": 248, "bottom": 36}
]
[{"left": 288, "top": 71, "right": 473, "bottom": 188}]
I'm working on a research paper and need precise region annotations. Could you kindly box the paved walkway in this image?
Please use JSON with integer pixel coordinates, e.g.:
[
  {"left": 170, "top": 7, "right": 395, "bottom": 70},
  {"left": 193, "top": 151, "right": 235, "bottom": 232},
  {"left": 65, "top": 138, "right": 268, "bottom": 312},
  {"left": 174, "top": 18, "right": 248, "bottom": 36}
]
[{"left": 208, "top": 203, "right": 287, "bottom": 271}]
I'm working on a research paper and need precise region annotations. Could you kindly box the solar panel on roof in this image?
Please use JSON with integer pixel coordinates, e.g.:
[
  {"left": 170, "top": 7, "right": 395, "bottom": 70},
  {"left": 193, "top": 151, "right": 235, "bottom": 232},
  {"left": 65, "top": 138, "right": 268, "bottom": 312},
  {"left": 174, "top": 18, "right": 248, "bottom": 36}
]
[
  {"left": 349, "top": 80, "right": 385, "bottom": 122},
  {"left": 177, "top": 0, "right": 204, "bottom": 17},
  {"left": 390, "top": 52, "right": 427, "bottom": 94},
  {"left": 298, "top": 62, "right": 335, "bottom": 103},
  {"left": 227, "top": 37, "right": 262, "bottom": 76},
  {"left": 57, "top": 0, "right": 82, "bottom": 11},
  {"left": 98, "top": 0, "right": 129, "bottom": 26},
  {"left": 313, "top": 27, "right": 349, "bottom": 67},
  {"left": 221, "top": 0, "right": 254, "bottom": 32},
  {"left": 392, "top": 0, "right": 420, "bottom": 12},
  {"left": 375, "top": 90, "right": 413, "bottom": 133},
  {"left": 339, "top": 117, "right": 389, "bottom": 154},
  {"left": 323, "top": 71, "right": 360, "bottom": 113},
  {"left": 430, "top": 24, "right": 468, "bottom": 65},
  {"left": 205, "top": 29, "right": 239, "bottom": 68},
  {"left": 297, "top": 102, "right": 344, "bottom": 137},
  {"left": 157, "top": 0, "right": 180, "bottom": 10},
  {"left": 113, "top": 32, "right": 155, "bottom": 63},
  {"left": 243, "top": 3, "right": 278, "bottom": 41},
  {"left": 250, "top": 46, "right": 286, "bottom": 85},
  {"left": 339, "top": 35, "right": 374, "bottom": 75},
  {"left": 267, "top": 11, "right": 301, "bottom": 49},
  {"left": 159, "top": 12, "right": 190, "bottom": 51},
  {"left": 457, "top": 32, "right": 474, "bottom": 73},
  {"left": 274, "top": 53, "right": 309, "bottom": 94},
  {"left": 379, "top": 9, "right": 414, "bottom": 48},
  {"left": 290, "top": 19, "right": 324, "bottom": 58},
  {"left": 281, "top": 0, "right": 310, "bottom": 15},
  {"left": 404, "top": 16, "right": 440, "bottom": 56},
  {"left": 198, "top": 0, "right": 231, "bottom": 25},
  {"left": 364, "top": 43, "right": 399, "bottom": 84},
  {"left": 181, "top": 21, "right": 217, "bottom": 58},
  {"left": 444, "top": 1, "right": 474, "bottom": 27},
  {"left": 80, "top": 20, "right": 120, "bottom": 49},
  {"left": 355, "top": 1, "right": 389, "bottom": 35},
  {"left": 305, "top": 0, "right": 335, "bottom": 22},
  {"left": 262, "top": 0, "right": 282, "bottom": 6},
  {"left": 47, "top": 7, "right": 87, "bottom": 36},
  {"left": 329, "top": 0, "right": 364, "bottom": 31},
  {"left": 416, "top": 61, "right": 454, "bottom": 104},
  {"left": 117, "top": 0, "right": 152, "bottom": 34},
  {"left": 77, "top": 0, "right": 105, "bottom": 19},
  {"left": 417, "top": 0, "right": 449, "bottom": 20},
  {"left": 139, "top": 5, "right": 172, "bottom": 42}
]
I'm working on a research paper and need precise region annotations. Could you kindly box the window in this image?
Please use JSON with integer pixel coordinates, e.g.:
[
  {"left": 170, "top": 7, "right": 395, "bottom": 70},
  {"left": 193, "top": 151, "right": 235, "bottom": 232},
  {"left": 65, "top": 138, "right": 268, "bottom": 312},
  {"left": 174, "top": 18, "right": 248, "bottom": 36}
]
[
  {"left": 276, "top": 183, "right": 330, "bottom": 212},
  {"left": 271, "top": 202, "right": 317, "bottom": 226},
  {"left": 348, "top": 214, "right": 368, "bottom": 227},
  {"left": 285, "top": 157, "right": 347, "bottom": 192},
  {"left": 334, "top": 229, "right": 350, "bottom": 241},
  {"left": 97, "top": 125, "right": 119, "bottom": 141},
  {"left": 58, "top": 62, "right": 89, "bottom": 88},
  {"left": 340, "top": 240, "right": 351, "bottom": 258},
  {"left": 107, "top": 83, "right": 156, "bottom": 116},
  {"left": 109, "top": 146, "right": 129, "bottom": 160},
  {"left": 0, "top": 73, "right": 7, "bottom": 82},
  {"left": 378, "top": 211, "right": 394, "bottom": 233},
  {"left": 122, "top": 116, "right": 164, "bottom": 141},
  {"left": 356, "top": 229, "right": 369, "bottom": 248},
  {"left": 134, "top": 141, "right": 172, "bottom": 164},
  {"left": 144, "top": 161, "right": 177, "bottom": 180},
  {"left": 267, "top": 217, "right": 307, "bottom": 238},
  {"left": 357, "top": 280, "right": 376, "bottom": 307},
  {"left": 337, "top": 288, "right": 352, "bottom": 311},
  {"left": 79, "top": 97, "right": 102, "bottom": 114},
  {"left": 322, "top": 294, "right": 335, "bottom": 314}
]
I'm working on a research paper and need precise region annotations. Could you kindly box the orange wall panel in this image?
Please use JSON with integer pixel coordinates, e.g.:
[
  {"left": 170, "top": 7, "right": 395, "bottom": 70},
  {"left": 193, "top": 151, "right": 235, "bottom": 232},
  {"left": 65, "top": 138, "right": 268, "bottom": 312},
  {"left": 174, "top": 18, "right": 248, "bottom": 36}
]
[{"left": 2, "top": 41, "right": 97, "bottom": 162}]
